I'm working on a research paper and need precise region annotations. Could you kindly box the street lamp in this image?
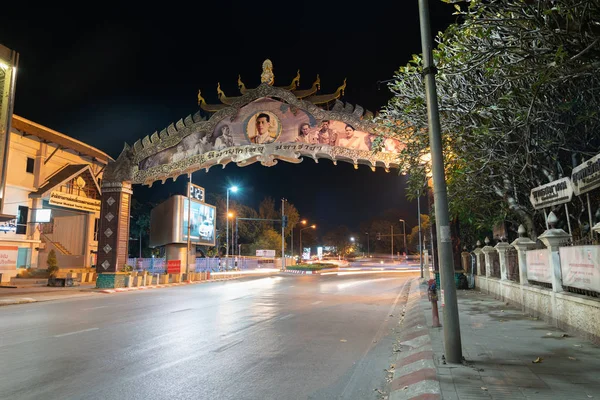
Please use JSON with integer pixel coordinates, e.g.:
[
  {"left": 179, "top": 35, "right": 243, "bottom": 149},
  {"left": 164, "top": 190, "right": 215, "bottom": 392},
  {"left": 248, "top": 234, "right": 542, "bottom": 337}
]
[
  {"left": 228, "top": 212, "right": 234, "bottom": 258},
  {"left": 291, "top": 219, "right": 307, "bottom": 259},
  {"left": 365, "top": 232, "right": 370, "bottom": 258},
  {"left": 299, "top": 224, "right": 316, "bottom": 261},
  {"left": 226, "top": 185, "right": 239, "bottom": 262},
  {"left": 399, "top": 219, "right": 407, "bottom": 259}
]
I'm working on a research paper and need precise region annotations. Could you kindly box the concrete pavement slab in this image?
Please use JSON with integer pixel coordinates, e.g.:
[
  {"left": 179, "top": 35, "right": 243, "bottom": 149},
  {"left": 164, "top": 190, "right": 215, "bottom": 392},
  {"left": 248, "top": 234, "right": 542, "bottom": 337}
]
[{"left": 418, "top": 280, "right": 600, "bottom": 399}]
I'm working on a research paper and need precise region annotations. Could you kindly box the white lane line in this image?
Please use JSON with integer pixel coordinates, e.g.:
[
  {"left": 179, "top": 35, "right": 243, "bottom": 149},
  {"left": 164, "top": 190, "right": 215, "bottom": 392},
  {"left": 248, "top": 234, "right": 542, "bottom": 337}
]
[
  {"left": 54, "top": 327, "right": 99, "bottom": 338},
  {"left": 83, "top": 306, "right": 108, "bottom": 311},
  {"left": 311, "top": 301, "right": 323, "bottom": 305},
  {"left": 278, "top": 314, "right": 294, "bottom": 321}
]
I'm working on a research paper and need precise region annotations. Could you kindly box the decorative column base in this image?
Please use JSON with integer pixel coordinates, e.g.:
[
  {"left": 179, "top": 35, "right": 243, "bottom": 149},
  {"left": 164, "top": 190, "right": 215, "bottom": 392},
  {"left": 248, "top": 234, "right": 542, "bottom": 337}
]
[{"left": 96, "top": 272, "right": 128, "bottom": 289}]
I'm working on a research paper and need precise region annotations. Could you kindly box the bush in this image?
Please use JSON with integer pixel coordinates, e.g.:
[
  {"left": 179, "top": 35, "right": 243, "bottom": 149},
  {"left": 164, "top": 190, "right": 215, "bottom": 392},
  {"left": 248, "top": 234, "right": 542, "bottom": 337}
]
[
  {"left": 46, "top": 250, "right": 59, "bottom": 277},
  {"left": 16, "top": 269, "right": 50, "bottom": 278},
  {"left": 286, "top": 263, "right": 336, "bottom": 271},
  {"left": 120, "top": 264, "right": 134, "bottom": 272}
]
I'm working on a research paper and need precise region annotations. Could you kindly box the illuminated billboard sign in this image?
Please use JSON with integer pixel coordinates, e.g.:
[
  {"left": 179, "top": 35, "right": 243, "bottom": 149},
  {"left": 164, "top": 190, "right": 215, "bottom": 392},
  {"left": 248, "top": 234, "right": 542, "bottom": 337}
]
[
  {"left": 182, "top": 198, "right": 215, "bottom": 245},
  {"left": 149, "top": 195, "right": 216, "bottom": 247}
]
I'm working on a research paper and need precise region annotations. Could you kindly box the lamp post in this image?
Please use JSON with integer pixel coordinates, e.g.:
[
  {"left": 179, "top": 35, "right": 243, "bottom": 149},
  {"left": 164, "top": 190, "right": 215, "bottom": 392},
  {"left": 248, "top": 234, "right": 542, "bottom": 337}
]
[
  {"left": 350, "top": 236, "right": 355, "bottom": 258},
  {"left": 365, "top": 232, "right": 370, "bottom": 258},
  {"left": 291, "top": 219, "right": 307, "bottom": 259},
  {"left": 399, "top": 219, "right": 407, "bottom": 259},
  {"left": 225, "top": 185, "right": 238, "bottom": 263},
  {"left": 228, "top": 212, "right": 234, "bottom": 260},
  {"left": 299, "top": 225, "right": 316, "bottom": 261}
]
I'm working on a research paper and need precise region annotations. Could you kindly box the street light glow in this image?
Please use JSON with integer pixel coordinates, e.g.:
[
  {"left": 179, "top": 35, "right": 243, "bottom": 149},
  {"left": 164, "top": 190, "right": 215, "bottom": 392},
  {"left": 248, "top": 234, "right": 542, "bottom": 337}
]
[
  {"left": 230, "top": 185, "right": 238, "bottom": 192},
  {"left": 301, "top": 220, "right": 307, "bottom": 225},
  {"left": 228, "top": 212, "right": 234, "bottom": 218},
  {"left": 350, "top": 237, "right": 355, "bottom": 241},
  {"left": 311, "top": 225, "right": 316, "bottom": 229}
]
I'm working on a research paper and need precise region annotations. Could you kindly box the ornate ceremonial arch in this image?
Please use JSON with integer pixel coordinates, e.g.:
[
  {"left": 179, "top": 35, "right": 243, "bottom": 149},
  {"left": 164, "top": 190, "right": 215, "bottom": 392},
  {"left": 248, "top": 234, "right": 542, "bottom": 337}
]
[{"left": 96, "top": 60, "right": 404, "bottom": 287}]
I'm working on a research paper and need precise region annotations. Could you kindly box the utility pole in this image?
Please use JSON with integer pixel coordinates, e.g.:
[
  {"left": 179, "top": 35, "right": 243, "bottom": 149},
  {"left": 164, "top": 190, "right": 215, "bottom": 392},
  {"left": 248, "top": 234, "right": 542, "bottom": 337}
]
[
  {"left": 391, "top": 225, "right": 394, "bottom": 261},
  {"left": 418, "top": 0, "right": 462, "bottom": 363},
  {"left": 418, "top": 191, "right": 423, "bottom": 278},
  {"left": 281, "top": 198, "right": 285, "bottom": 270}
]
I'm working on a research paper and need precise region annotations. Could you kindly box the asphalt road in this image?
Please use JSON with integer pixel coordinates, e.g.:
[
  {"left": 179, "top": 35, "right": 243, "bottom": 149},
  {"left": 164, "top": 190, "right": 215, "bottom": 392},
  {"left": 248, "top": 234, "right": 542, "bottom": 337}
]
[{"left": 0, "top": 271, "right": 418, "bottom": 400}]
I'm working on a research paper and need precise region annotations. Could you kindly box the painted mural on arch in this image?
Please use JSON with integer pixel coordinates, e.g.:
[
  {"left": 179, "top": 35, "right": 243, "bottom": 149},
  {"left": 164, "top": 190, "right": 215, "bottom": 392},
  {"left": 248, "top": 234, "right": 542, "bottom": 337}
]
[{"left": 139, "top": 98, "right": 403, "bottom": 170}]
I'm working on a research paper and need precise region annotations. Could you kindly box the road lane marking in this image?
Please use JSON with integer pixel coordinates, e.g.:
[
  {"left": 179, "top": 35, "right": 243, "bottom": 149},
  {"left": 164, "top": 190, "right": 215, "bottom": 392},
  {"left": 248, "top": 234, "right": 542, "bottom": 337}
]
[
  {"left": 83, "top": 306, "right": 108, "bottom": 311},
  {"left": 213, "top": 339, "right": 244, "bottom": 353},
  {"left": 278, "top": 314, "right": 293, "bottom": 321},
  {"left": 171, "top": 308, "right": 193, "bottom": 313},
  {"left": 311, "top": 301, "right": 323, "bottom": 305},
  {"left": 54, "top": 327, "right": 99, "bottom": 338}
]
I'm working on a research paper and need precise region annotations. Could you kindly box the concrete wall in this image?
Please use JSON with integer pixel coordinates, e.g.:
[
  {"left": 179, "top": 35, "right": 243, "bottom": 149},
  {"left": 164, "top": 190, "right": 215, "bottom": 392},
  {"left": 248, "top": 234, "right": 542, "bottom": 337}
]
[{"left": 475, "top": 276, "right": 600, "bottom": 345}]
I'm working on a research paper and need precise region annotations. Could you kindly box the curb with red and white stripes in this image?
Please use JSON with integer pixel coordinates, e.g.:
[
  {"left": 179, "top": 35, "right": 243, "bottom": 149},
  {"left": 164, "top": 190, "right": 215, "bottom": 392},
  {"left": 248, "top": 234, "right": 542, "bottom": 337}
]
[
  {"left": 99, "top": 280, "right": 205, "bottom": 294},
  {"left": 390, "top": 278, "right": 440, "bottom": 400},
  {"left": 283, "top": 269, "right": 316, "bottom": 275}
]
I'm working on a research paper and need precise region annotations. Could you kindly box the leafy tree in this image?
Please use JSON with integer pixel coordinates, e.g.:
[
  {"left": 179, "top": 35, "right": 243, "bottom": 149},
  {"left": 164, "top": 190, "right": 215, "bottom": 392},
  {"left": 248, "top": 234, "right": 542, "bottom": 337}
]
[
  {"left": 248, "top": 228, "right": 284, "bottom": 256},
  {"left": 407, "top": 214, "right": 430, "bottom": 252},
  {"left": 322, "top": 225, "right": 351, "bottom": 255},
  {"left": 379, "top": 0, "right": 600, "bottom": 240},
  {"left": 46, "top": 249, "right": 59, "bottom": 277},
  {"left": 130, "top": 199, "right": 153, "bottom": 257}
]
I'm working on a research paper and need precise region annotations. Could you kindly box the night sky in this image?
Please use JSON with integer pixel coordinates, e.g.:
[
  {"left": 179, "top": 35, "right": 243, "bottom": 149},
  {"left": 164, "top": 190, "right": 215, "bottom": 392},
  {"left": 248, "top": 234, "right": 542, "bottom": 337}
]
[{"left": 1, "top": 2, "right": 457, "bottom": 234}]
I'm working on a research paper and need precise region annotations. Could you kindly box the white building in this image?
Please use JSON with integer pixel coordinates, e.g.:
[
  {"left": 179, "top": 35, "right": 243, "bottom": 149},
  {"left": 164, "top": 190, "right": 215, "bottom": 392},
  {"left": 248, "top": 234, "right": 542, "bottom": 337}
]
[{"left": 0, "top": 115, "right": 112, "bottom": 282}]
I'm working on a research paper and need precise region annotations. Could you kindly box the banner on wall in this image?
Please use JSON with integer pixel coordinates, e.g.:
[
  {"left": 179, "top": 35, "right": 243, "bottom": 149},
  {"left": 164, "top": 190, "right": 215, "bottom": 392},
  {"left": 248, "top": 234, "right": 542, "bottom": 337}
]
[
  {"left": 559, "top": 246, "right": 600, "bottom": 292},
  {"left": 0, "top": 246, "right": 18, "bottom": 270},
  {"left": 525, "top": 249, "right": 552, "bottom": 283}
]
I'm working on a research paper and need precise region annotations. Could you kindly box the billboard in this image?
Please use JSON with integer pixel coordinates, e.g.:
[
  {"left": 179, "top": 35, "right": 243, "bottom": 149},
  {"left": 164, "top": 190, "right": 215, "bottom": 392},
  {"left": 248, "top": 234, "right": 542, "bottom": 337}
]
[
  {"left": 139, "top": 98, "right": 403, "bottom": 170},
  {"left": 149, "top": 195, "right": 216, "bottom": 247},
  {"left": 256, "top": 249, "right": 276, "bottom": 257},
  {"left": 182, "top": 198, "right": 216, "bottom": 245}
]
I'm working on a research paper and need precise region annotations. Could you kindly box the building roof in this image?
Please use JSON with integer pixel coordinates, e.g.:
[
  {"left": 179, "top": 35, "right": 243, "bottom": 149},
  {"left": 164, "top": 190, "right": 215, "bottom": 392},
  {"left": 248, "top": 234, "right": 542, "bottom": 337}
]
[
  {"left": 29, "top": 164, "right": 101, "bottom": 199},
  {"left": 11, "top": 115, "right": 114, "bottom": 165}
]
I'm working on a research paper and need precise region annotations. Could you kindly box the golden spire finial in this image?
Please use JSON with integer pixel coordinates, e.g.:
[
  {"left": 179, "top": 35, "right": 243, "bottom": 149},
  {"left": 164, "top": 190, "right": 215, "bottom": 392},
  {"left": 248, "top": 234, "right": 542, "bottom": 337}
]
[
  {"left": 291, "top": 70, "right": 300, "bottom": 89},
  {"left": 238, "top": 74, "right": 247, "bottom": 94},
  {"left": 217, "top": 82, "right": 226, "bottom": 101},
  {"left": 197, "top": 89, "right": 205, "bottom": 106},
  {"left": 337, "top": 78, "right": 347, "bottom": 96},
  {"left": 261, "top": 59, "right": 275, "bottom": 85}
]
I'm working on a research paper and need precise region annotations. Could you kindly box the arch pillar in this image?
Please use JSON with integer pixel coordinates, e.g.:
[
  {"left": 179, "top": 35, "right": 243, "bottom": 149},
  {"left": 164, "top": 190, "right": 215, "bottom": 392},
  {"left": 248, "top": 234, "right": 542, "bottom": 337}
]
[{"left": 95, "top": 180, "right": 133, "bottom": 289}]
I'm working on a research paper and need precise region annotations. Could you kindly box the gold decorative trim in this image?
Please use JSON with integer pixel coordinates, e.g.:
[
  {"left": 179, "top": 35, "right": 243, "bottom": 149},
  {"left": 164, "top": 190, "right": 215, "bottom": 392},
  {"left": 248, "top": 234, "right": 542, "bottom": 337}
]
[{"left": 133, "top": 143, "right": 400, "bottom": 186}]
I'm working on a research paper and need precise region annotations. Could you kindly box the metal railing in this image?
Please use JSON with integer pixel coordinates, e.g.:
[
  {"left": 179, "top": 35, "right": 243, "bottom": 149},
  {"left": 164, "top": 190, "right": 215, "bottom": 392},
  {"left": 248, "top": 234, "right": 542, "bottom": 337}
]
[
  {"left": 126, "top": 256, "right": 277, "bottom": 273},
  {"left": 507, "top": 247, "right": 520, "bottom": 283},
  {"left": 489, "top": 252, "right": 501, "bottom": 278}
]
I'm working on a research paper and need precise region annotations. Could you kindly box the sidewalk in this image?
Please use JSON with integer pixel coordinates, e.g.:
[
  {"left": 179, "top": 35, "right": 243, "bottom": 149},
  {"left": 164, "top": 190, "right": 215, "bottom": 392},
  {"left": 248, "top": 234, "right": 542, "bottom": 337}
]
[{"left": 423, "top": 280, "right": 599, "bottom": 399}]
